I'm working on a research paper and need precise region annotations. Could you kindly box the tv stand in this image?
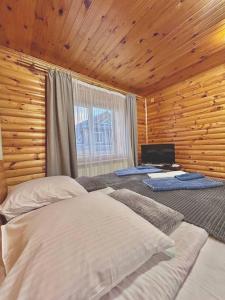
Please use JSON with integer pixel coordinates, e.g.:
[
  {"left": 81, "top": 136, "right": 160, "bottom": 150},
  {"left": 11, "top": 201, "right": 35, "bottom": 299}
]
[
  {"left": 160, "top": 164, "right": 181, "bottom": 171},
  {"left": 140, "top": 163, "right": 181, "bottom": 171},
  {"left": 141, "top": 163, "right": 164, "bottom": 167}
]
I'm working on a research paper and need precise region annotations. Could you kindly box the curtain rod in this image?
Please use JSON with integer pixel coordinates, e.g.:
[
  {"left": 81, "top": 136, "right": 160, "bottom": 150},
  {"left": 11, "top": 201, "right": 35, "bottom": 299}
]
[{"left": 10, "top": 47, "right": 143, "bottom": 99}]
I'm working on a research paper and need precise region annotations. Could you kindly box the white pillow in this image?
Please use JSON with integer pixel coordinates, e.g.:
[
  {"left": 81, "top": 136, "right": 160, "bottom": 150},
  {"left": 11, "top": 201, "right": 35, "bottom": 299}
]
[
  {"left": 0, "top": 191, "right": 174, "bottom": 300},
  {"left": 0, "top": 176, "right": 87, "bottom": 221}
]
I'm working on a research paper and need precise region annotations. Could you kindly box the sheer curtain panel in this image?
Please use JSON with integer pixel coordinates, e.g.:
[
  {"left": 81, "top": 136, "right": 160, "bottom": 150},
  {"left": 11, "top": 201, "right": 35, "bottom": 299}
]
[
  {"left": 47, "top": 70, "right": 78, "bottom": 178},
  {"left": 73, "top": 80, "right": 134, "bottom": 176},
  {"left": 125, "top": 94, "right": 138, "bottom": 166}
]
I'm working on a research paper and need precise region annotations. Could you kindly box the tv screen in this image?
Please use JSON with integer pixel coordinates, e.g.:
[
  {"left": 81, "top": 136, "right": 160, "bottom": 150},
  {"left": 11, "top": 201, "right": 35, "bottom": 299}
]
[{"left": 141, "top": 144, "right": 175, "bottom": 164}]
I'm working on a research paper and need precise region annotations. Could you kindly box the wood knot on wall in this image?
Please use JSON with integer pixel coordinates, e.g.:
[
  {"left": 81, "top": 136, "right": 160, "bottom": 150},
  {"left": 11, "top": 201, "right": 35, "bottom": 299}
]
[{"left": 83, "top": 0, "right": 92, "bottom": 9}]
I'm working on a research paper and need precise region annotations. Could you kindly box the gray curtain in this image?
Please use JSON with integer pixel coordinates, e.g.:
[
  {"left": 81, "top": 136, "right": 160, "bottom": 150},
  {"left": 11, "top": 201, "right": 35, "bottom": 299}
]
[
  {"left": 125, "top": 94, "right": 138, "bottom": 166},
  {"left": 47, "top": 70, "right": 78, "bottom": 178}
]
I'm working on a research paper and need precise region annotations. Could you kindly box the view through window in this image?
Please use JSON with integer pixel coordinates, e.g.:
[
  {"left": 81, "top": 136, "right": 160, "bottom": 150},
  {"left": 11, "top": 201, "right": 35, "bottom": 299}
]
[{"left": 75, "top": 106, "right": 113, "bottom": 158}]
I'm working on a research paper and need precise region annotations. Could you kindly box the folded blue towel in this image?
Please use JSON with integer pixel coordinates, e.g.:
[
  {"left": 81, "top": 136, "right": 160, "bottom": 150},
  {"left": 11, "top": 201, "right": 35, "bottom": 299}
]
[
  {"left": 143, "top": 177, "right": 224, "bottom": 191},
  {"left": 175, "top": 172, "right": 204, "bottom": 181},
  {"left": 115, "top": 167, "right": 162, "bottom": 176}
]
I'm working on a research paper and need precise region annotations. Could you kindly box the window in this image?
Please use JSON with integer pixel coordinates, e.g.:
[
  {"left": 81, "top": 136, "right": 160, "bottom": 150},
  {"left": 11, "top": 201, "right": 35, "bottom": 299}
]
[
  {"left": 73, "top": 79, "right": 133, "bottom": 176},
  {"left": 75, "top": 106, "right": 113, "bottom": 158}
]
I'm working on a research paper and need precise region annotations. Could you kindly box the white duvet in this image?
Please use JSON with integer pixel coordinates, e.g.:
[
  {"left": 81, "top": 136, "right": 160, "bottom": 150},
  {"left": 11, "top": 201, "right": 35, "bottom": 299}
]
[
  {"left": 176, "top": 237, "right": 225, "bottom": 300},
  {"left": 1, "top": 220, "right": 219, "bottom": 300},
  {"left": 102, "top": 222, "right": 208, "bottom": 300}
]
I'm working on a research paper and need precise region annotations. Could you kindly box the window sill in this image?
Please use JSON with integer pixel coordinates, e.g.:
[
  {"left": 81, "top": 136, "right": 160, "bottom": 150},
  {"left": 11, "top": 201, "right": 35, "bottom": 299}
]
[{"left": 77, "top": 156, "right": 129, "bottom": 166}]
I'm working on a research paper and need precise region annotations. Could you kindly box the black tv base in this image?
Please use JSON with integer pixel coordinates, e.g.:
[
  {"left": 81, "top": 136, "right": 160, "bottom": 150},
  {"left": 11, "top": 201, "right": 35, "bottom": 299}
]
[{"left": 140, "top": 163, "right": 181, "bottom": 171}]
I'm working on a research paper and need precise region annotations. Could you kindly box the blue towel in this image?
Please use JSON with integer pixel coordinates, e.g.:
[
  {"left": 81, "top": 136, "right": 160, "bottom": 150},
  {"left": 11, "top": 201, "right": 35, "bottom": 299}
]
[
  {"left": 143, "top": 177, "right": 224, "bottom": 191},
  {"left": 115, "top": 167, "right": 162, "bottom": 176},
  {"left": 175, "top": 172, "right": 204, "bottom": 181}
]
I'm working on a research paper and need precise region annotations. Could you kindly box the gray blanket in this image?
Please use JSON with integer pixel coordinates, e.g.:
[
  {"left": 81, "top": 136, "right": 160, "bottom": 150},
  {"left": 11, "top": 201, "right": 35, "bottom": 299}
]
[
  {"left": 109, "top": 189, "right": 184, "bottom": 235},
  {"left": 79, "top": 173, "right": 225, "bottom": 243}
]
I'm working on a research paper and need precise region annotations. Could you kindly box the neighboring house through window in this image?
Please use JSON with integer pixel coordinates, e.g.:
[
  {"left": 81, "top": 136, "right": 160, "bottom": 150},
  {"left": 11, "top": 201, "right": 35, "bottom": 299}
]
[{"left": 75, "top": 107, "right": 113, "bottom": 158}]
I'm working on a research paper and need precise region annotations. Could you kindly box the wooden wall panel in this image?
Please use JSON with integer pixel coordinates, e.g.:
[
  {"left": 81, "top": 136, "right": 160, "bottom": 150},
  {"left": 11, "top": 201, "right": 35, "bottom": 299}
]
[
  {"left": 0, "top": 160, "right": 7, "bottom": 203},
  {"left": 0, "top": 47, "right": 46, "bottom": 186},
  {"left": 0, "top": 46, "right": 146, "bottom": 185},
  {"left": 147, "top": 64, "right": 225, "bottom": 179}
]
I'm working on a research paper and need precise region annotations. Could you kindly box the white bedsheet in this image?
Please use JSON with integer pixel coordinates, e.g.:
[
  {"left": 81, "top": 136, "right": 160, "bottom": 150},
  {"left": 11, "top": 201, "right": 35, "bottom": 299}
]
[
  {"left": 176, "top": 237, "right": 225, "bottom": 300},
  {"left": 102, "top": 222, "right": 208, "bottom": 300}
]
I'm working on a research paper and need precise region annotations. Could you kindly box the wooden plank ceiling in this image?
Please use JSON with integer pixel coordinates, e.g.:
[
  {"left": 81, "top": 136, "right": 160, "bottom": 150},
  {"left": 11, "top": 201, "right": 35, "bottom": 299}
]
[{"left": 1, "top": 0, "right": 225, "bottom": 96}]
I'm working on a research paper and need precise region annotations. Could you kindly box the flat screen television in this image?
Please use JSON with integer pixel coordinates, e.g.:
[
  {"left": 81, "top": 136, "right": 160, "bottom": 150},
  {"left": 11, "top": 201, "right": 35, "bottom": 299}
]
[{"left": 141, "top": 144, "right": 175, "bottom": 165}]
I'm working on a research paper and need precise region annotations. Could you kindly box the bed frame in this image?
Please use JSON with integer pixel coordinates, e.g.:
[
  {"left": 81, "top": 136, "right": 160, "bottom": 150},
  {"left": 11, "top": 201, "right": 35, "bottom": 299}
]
[{"left": 0, "top": 161, "right": 7, "bottom": 204}]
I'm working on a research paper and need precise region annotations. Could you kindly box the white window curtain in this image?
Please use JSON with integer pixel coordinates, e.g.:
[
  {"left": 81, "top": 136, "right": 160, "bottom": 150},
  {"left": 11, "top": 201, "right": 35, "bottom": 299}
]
[{"left": 73, "top": 79, "right": 134, "bottom": 176}]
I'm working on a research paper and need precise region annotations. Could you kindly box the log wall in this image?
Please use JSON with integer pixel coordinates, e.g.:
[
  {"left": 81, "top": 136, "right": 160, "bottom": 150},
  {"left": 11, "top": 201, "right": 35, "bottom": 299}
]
[
  {"left": 147, "top": 64, "right": 225, "bottom": 179},
  {"left": 0, "top": 48, "right": 46, "bottom": 186},
  {"left": 0, "top": 46, "right": 146, "bottom": 186},
  {"left": 0, "top": 160, "right": 8, "bottom": 203}
]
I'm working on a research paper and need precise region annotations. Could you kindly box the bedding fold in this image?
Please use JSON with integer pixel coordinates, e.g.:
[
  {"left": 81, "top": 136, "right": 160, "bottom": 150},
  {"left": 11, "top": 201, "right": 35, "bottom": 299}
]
[{"left": 102, "top": 222, "right": 208, "bottom": 300}]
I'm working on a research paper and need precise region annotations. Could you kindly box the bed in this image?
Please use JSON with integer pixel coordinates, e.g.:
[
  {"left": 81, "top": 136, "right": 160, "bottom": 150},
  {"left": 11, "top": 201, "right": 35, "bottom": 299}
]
[
  {"left": 0, "top": 173, "right": 224, "bottom": 300},
  {"left": 77, "top": 173, "right": 225, "bottom": 243}
]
